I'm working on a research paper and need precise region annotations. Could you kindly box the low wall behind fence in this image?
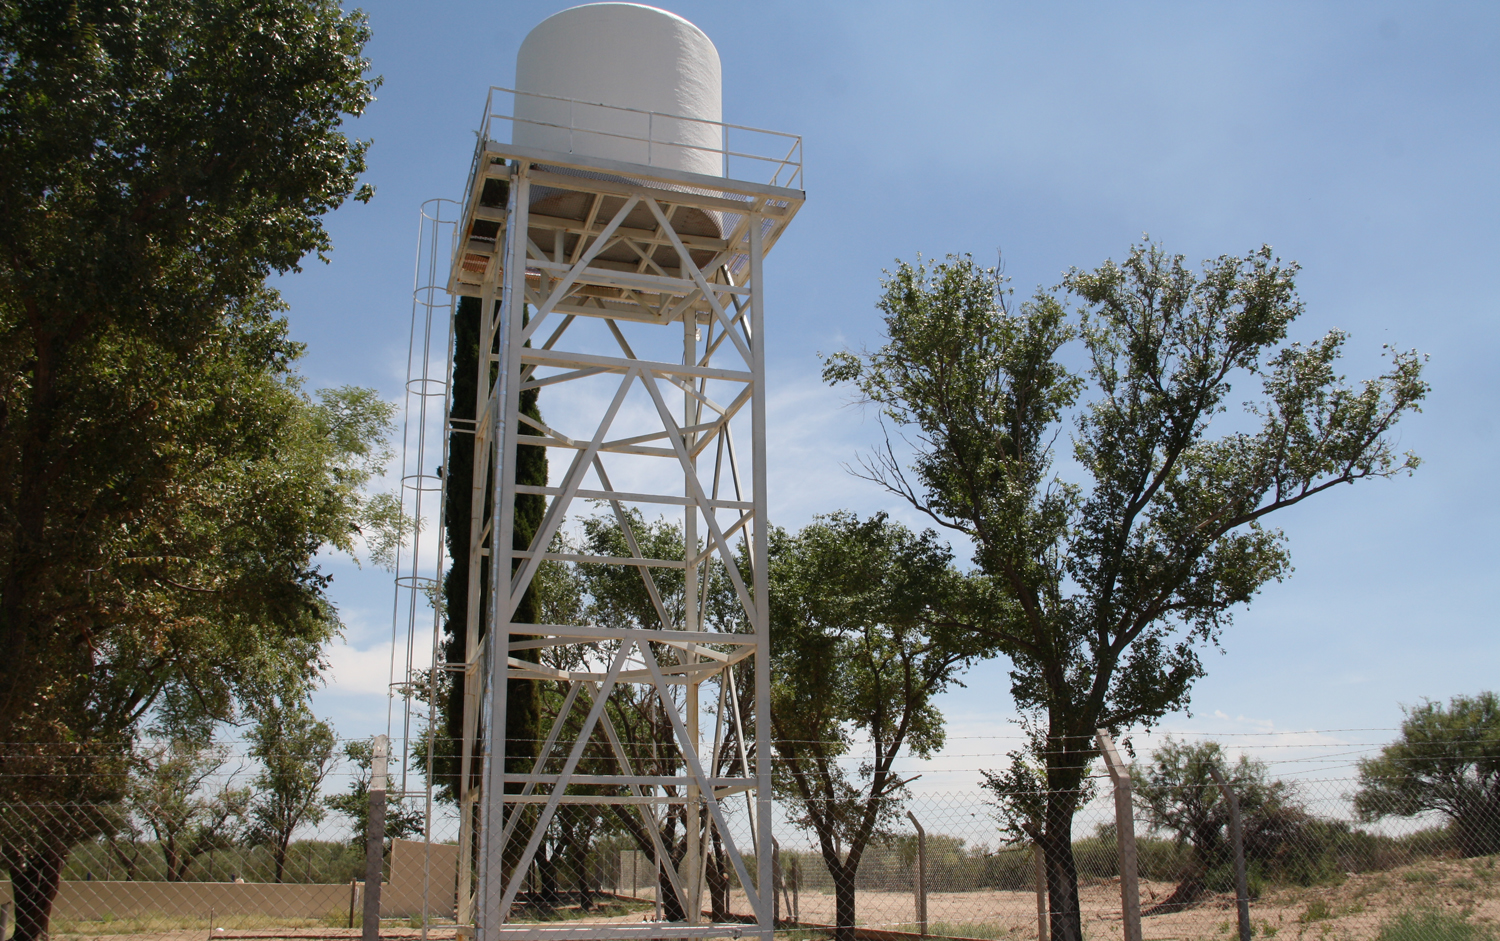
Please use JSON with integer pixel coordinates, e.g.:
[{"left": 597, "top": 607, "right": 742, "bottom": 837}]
[
  {"left": 0, "top": 879, "right": 353, "bottom": 921},
  {"left": 384, "top": 838, "right": 459, "bottom": 917},
  {"left": 0, "top": 842, "right": 460, "bottom": 924}
]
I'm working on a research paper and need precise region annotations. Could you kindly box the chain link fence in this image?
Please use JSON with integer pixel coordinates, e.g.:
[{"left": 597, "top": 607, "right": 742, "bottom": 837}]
[{"left": 2, "top": 735, "right": 1496, "bottom": 941}]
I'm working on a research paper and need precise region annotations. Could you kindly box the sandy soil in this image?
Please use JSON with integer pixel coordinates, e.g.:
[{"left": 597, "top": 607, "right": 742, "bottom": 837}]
[
  {"left": 762, "top": 854, "right": 1500, "bottom": 940},
  {"left": 49, "top": 856, "right": 1500, "bottom": 941}
]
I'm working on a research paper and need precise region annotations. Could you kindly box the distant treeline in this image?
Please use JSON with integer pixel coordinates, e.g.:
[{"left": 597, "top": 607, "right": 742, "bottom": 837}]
[
  {"left": 778, "top": 822, "right": 1463, "bottom": 896},
  {"left": 58, "top": 838, "right": 366, "bottom": 885}
]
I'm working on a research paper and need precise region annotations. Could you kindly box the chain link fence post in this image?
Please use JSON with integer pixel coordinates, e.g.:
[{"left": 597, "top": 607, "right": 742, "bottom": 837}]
[
  {"left": 1208, "top": 763, "right": 1251, "bottom": 941},
  {"left": 1096, "top": 730, "right": 1142, "bottom": 941},
  {"left": 906, "top": 810, "right": 927, "bottom": 936},
  {"left": 362, "top": 734, "right": 388, "bottom": 941}
]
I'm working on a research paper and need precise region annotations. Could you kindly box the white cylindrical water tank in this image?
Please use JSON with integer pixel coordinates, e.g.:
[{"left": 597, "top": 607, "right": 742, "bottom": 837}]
[{"left": 513, "top": 3, "right": 723, "bottom": 176}]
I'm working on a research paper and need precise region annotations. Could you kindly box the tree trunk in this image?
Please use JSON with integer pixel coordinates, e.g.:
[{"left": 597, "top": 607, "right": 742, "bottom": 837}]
[
  {"left": 274, "top": 838, "right": 289, "bottom": 883},
  {"left": 108, "top": 839, "right": 140, "bottom": 880},
  {"left": 706, "top": 837, "right": 730, "bottom": 922},
  {"left": 12, "top": 843, "right": 67, "bottom": 941},
  {"left": 658, "top": 865, "right": 686, "bottom": 922},
  {"left": 536, "top": 845, "right": 560, "bottom": 912},
  {"left": 833, "top": 860, "right": 857, "bottom": 941},
  {"left": 1042, "top": 796, "right": 1084, "bottom": 941},
  {"left": 575, "top": 855, "right": 595, "bottom": 912},
  {"left": 165, "top": 839, "right": 184, "bottom": 882},
  {"left": 1141, "top": 872, "right": 1205, "bottom": 916},
  {"left": 558, "top": 817, "right": 595, "bottom": 912}
]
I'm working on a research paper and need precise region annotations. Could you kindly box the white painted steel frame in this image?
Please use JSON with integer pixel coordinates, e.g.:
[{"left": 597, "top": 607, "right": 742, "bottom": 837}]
[
  {"left": 447, "top": 130, "right": 801, "bottom": 941},
  {"left": 475, "top": 85, "right": 804, "bottom": 191}
]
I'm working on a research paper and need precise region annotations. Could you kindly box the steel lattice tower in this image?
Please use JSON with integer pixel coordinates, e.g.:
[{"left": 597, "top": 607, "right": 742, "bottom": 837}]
[{"left": 442, "top": 81, "right": 802, "bottom": 941}]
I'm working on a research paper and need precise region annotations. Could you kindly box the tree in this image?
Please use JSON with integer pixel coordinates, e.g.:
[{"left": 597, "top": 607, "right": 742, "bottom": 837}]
[
  {"left": 124, "top": 739, "right": 250, "bottom": 882},
  {"left": 435, "top": 290, "right": 548, "bottom": 805},
  {"left": 1130, "top": 738, "right": 1306, "bottom": 910},
  {"left": 327, "top": 738, "right": 424, "bottom": 847},
  {"left": 0, "top": 332, "right": 396, "bottom": 935},
  {"left": 0, "top": 1, "right": 383, "bottom": 932},
  {"left": 246, "top": 696, "right": 338, "bottom": 883},
  {"left": 770, "top": 512, "right": 990, "bottom": 941},
  {"left": 1355, "top": 692, "right": 1500, "bottom": 857},
  {"left": 823, "top": 245, "right": 1427, "bottom": 941},
  {"left": 0, "top": 0, "right": 376, "bottom": 745}
]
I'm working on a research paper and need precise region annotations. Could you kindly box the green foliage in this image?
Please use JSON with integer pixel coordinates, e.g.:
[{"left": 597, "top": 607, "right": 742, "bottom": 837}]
[
  {"left": 980, "top": 712, "right": 1098, "bottom": 847},
  {"left": 114, "top": 739, "right": 249, "bottom": 882},
  {"left": 825, "top": 245, "right": 1427, "bottom": 941},
  {"left": 770, "top": 512, "right": 993, "bottom": 935},
  {"left": 577, "top": 508, "right": 744, "bottom": 635},
  {"left": 1300, "top": 899, "right": 1334, "bottom": 923},
  {"left": 0, "top": 9, "right": 383, "bottom": 936},
  {"left": 433, "top": 294, "right": 485, "bottom": 800},
  {"left": 309, "top": 387, "right": 403, "bottom": 569},
  {"left": 1375, "top": 909, "right": 1496, "bottom": 941},
  {"left": 245, "top": 698, "right": 337, "bottom": 883},
  {"left": 433, "top": 292, "right": 549, "bottom": 802},
  {"left": 1355, "top": 692, "right": 1500, "bottom": 857},
  {"left": 65, "top": 834, "right": 364, "bottom": 885},
  {"left": 925, "top": 923, "right": 1009, "bottom": 940},
  {"left": 0, "top": 0, "right": 378, "bottom": 745},
  {"left": 1136, "top": 740, "right": 1308, "bottom": 885},
  {"left": 1127, "top": 738, "right": 1371, "bottom": 907},
  {"left": 327, "top": 908, "right": 361, "bottom": 930},
  {"left": 325, "top": 739, "right": 424, "bottom": 847}
]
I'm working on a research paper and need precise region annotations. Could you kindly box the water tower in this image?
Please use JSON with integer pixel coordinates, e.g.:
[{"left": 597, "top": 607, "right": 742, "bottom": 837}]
[{"left": 422, "top": 5, "right": 803, "bottom": 939}]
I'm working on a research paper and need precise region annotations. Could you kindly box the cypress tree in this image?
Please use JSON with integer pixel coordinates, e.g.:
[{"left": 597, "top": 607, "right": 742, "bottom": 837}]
[{"left": 437, "top": 211, "right": 545, "bottom": 799}]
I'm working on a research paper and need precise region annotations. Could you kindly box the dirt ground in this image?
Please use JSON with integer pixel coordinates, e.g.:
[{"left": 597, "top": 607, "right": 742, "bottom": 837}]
[
  {"left": 764, "top": 854, "right": 1500, "bottom": 940},
  {"left": 47, "top": 855, "right": 1500, "bottom": 941}
]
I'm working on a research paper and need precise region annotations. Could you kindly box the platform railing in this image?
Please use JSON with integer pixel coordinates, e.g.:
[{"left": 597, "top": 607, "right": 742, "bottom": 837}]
[{"left": 474, "top": 86, "right": 803, "bottom": 190}]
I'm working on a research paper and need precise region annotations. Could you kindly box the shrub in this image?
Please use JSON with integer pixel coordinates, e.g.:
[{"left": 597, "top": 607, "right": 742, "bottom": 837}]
[{"left": 1375, "top": 910, "right": 1495, "bottom": 941}]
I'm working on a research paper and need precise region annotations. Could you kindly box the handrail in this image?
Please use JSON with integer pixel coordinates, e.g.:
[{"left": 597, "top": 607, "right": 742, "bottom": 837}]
[{"left": 473, "top": 86, "right": 803, "bottom": 190}]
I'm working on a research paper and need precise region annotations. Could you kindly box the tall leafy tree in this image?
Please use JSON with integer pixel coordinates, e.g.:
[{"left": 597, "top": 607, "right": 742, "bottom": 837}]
[
  {"left": 771, "top": 512, "right": 989, "bottom": 941},
  {"left": 0, "top": 0, "right": 376, "bottom": 740},
  {"left": 245, "top": 694, "right": 338, "bottom": 884},
  {"left": 0, "top": 2, "right": 382, "bottom": 935},
  {"left": 0, "top": 319, "right": 396, "bottom": 938},
  {"left": 1355, "top": 692, "right": 1500, "bottom": 857},
  {"left": 824, "top": 245, "right": 1427, "bottom": 941},
  {"left": 123, "top": 739, "right": 250, "bottom": 883}
]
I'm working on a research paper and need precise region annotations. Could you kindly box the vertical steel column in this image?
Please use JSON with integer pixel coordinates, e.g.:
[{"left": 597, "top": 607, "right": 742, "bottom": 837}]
[
  {"left": 906, "top": 811, "right": 927, "bottom": 937},
  {"left": 479, "top": 163, "right": 530, "bottom": 937},
  {"left": 363, "top": 735, "right": 390, "bottom": 941},
  {"left": 1209, "top": 764, "right": 1252, "bottom": 941},
  {"left": 455, "top": 248, "right": 504, "bottom": 926},
  {"left": 749, "top": 208, "right": 772, "bottom": 941},
  {"left": 683, "top": 310, "right": 701, "bottom": 925}
]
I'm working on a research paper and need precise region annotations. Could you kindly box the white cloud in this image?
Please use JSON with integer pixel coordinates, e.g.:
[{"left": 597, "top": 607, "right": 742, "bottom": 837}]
[{"left": 322, "top": 637, "right": 396, "bottom": 697}]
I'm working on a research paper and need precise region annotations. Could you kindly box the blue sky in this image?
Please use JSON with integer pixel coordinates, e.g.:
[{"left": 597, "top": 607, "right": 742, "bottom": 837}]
[{"left": 279, "top": 1, "right": 1499, "bottom": 765}]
